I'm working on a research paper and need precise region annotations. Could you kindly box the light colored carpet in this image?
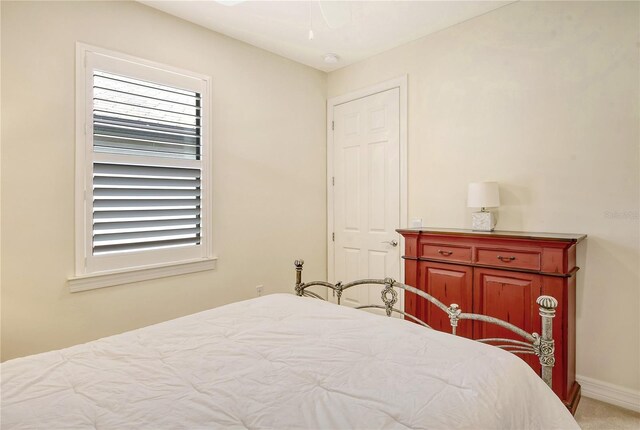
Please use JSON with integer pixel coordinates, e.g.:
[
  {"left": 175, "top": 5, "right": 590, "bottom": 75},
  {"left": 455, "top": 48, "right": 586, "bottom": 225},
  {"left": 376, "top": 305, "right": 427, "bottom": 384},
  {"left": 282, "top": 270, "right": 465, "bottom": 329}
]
[{"left": 575, "top": 397, "right": 640, "bottom": 429}]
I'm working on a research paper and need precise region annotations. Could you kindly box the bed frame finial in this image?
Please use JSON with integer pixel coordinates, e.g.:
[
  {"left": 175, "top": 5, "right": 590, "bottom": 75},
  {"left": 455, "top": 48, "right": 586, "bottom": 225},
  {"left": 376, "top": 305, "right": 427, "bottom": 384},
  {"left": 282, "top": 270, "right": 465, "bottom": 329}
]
[
  {"left": 294, "top": 259, "right": 304, "bottom": 296},
  {"left": 536, "top": 295, "right": 558, "bottom": 388}
]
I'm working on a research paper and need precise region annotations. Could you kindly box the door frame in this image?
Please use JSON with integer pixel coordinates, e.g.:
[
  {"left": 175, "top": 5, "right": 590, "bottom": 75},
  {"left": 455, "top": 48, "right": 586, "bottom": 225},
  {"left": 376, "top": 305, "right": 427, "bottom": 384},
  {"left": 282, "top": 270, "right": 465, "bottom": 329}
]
[{"left": 327, "top": 76, "right": 408, "bottom": 289}]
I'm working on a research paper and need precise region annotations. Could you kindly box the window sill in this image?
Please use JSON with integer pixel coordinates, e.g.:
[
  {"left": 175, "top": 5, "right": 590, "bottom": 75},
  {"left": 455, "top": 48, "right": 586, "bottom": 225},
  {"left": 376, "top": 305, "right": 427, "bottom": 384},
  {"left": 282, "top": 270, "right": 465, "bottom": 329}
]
[{"left": 68, "top": 257, "right": 217, "bottom": 293}]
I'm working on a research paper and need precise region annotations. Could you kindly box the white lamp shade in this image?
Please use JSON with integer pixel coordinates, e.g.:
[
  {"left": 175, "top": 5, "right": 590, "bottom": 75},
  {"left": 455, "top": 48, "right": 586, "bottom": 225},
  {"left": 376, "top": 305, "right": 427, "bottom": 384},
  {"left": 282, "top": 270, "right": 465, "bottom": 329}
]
[{"left": 467, "top": 182, "right": 500, "bottom": 208}]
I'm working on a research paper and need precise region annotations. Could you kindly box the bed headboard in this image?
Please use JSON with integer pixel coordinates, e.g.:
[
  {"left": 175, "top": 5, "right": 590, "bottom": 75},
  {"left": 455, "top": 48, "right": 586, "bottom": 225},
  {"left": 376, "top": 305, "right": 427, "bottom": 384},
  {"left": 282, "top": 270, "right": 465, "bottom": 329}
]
[{"left": 293, "top": 259, "right": 558, "bottom": 389}]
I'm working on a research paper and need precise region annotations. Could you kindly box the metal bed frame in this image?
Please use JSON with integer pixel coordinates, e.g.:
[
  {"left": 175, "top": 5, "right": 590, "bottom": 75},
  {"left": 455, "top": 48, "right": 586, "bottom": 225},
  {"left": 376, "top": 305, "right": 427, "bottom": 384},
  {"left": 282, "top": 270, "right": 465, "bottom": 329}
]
[{"left": 293, "top": 259, "right": 558, "bottom": 388}]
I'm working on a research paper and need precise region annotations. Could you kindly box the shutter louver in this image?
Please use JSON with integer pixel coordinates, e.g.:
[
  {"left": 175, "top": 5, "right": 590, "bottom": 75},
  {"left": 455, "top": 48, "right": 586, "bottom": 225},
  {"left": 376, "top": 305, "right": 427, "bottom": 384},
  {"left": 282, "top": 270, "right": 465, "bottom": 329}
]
[{"left": 92, "top": 71, "right": 203, "bottom": 256}]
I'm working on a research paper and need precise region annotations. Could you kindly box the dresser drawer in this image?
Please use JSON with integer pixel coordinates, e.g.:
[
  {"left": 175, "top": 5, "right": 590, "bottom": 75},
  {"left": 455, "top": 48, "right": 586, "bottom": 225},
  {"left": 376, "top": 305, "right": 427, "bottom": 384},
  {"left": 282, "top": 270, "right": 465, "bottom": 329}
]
[
  {"left": 476, "top": 248, "right": 541, "bottom": 271},
  {"left": 421, "top": 244, "right": 472, "bottom": 263}
]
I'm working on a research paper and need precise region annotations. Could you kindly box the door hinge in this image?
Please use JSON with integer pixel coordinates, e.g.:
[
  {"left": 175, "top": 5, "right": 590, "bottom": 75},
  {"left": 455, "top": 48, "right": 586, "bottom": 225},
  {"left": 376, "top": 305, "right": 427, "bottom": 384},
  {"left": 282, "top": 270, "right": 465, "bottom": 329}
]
[
  {"left": 332, "top": 121, "right": 334, "bottom": 131},
  {"left": 332, "top": 232, "right": 335, "bottom": 242},
  {"left": 332, "top": 176, "right": 335, "bottom": 186}
]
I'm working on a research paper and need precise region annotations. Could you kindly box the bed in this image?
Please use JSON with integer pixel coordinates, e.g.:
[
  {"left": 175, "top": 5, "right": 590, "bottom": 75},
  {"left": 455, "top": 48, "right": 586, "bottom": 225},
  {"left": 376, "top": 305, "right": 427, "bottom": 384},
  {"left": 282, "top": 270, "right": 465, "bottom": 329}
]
[{"left": 1, "top": 263, "right": 579, "bottom": 429}]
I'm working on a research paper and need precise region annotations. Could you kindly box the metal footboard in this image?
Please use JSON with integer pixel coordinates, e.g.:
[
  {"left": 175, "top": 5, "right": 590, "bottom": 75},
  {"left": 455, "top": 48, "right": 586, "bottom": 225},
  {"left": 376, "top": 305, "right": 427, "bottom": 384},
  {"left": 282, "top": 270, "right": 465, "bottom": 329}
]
[{"left": 293, "top": 259, "right": 558, "bottom": 388}]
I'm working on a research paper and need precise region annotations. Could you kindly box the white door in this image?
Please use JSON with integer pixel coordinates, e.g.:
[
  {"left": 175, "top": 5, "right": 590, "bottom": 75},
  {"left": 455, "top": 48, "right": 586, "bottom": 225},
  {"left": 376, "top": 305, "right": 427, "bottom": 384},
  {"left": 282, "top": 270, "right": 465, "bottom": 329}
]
[{"left": 331, "top": 88, "right": 401, "bottom": 311}]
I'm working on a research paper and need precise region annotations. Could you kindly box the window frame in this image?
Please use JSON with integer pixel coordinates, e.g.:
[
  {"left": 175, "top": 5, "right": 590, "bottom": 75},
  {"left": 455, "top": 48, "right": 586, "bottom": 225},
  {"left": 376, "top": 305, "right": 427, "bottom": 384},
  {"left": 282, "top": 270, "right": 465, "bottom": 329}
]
[{"left": 71, "top": 43, "right": 215, "bottom": 292}]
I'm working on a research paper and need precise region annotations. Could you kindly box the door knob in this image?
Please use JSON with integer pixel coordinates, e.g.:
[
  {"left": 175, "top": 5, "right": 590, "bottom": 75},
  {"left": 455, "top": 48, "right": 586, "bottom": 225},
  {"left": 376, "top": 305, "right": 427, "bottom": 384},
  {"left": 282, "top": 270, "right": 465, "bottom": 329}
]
[{"left": 381, "top": 240, "right": 398, "bottom": 247}]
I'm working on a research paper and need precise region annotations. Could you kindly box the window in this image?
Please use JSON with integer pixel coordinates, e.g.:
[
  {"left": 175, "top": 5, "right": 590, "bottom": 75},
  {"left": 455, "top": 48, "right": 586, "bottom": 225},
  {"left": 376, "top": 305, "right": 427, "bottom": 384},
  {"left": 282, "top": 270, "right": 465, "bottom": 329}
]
[{"left": 72, "top": 44, "right": 214, "bottom": 291}]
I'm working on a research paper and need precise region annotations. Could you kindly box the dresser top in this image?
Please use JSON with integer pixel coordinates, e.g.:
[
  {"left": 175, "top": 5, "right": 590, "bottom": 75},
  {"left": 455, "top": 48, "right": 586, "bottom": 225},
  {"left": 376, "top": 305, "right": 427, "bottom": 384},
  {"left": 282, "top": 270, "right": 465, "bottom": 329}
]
[{"left": 396, "top": 227, "right": 586, "bottom": 243}]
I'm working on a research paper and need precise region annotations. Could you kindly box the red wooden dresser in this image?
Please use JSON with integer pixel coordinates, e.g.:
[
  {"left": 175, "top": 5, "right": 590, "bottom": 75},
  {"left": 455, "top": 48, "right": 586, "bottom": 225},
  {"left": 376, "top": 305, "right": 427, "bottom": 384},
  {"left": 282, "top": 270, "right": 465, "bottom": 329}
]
[{"left": 397, "top": 227, "right": 586, "bottom": 413}]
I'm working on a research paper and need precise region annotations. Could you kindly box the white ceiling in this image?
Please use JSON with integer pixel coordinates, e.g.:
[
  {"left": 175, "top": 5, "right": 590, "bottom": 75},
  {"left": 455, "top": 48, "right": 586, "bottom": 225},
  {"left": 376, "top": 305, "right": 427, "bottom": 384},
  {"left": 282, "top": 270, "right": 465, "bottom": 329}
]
[{"left": 140, "top": 1, "right": 513, "bottom": 72}]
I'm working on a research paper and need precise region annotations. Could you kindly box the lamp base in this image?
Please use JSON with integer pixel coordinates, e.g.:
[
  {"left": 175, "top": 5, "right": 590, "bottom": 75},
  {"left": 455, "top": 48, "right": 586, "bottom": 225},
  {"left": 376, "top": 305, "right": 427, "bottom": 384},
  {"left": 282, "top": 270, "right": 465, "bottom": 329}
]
[{"left": 471, "top": 211, "right": 495, "bottom": 231}]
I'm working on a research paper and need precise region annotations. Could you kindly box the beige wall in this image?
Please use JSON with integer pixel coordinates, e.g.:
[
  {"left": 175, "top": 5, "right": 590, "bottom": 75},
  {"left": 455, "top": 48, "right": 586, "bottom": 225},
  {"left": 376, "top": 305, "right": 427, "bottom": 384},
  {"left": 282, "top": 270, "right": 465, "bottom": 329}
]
[
  {"left": 328, "top": 1, "right": 640, "bottom": 392},
  {"left": 1, "top": 1, "right": 326, "bottom": 360}
]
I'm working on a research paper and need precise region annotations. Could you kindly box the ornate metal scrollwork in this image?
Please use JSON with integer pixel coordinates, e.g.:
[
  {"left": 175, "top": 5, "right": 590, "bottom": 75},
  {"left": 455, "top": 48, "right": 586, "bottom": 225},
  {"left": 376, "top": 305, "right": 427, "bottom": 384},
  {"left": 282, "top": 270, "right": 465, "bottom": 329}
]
[
  {"left": 538, "top": 339, "right": 556, "bottom": 366},
  {"left": 532, "top": 333, "right": 540, "bottom": 353},
  {"left": 447, "top": 304, "right": 461, "bottom": 335},
  {"left": 533, "top": 333, "right": 556, "bottom": 365},
  {"left": 335, "top": 282, "right": 343, "bottom": 304},
  {"left": 381, "top": 279, "right": 397, "bottom": 316}
]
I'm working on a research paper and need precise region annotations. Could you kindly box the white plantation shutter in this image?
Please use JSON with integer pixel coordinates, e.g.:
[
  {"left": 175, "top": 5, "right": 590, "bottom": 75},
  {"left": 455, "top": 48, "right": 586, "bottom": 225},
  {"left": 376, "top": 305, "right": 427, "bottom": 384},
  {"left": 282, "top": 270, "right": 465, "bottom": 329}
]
[
  {"left": 92, "top": 71, "right": 201, "bottom": 160},
  {"left": 91, "top": 71, "right": 203, "bottom": 256},
  {"left": 75, "top": 46, "right": 212, "bottom": 281},
  {"left": 92, "top": 163, "right": 202, "bottom": 255}
]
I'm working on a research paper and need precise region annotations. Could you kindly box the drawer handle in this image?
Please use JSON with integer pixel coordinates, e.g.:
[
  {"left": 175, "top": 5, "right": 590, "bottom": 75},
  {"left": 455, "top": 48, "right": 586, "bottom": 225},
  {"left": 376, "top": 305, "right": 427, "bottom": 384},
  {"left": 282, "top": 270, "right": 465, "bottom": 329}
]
[
  {"left": 497, "top": 255, "right": 516, "bottom": 262},
  {"left": 438, "top": 250, "right": 453, "bottom": 256}
]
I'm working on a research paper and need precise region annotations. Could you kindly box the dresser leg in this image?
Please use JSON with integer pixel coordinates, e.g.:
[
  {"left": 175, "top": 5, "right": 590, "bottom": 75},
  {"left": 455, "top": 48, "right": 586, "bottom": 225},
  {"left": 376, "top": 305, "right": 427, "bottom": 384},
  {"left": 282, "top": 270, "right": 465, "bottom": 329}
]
[{"left": 565, "top": 382, "right": 582, "bottom": 415}]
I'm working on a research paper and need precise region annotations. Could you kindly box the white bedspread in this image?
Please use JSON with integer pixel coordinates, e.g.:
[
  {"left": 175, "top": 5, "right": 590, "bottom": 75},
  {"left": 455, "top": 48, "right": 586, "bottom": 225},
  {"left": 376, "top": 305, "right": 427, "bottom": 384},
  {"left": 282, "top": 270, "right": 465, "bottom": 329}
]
[{"left": 1, "top": 294, "right": 578, "bottom": 429}]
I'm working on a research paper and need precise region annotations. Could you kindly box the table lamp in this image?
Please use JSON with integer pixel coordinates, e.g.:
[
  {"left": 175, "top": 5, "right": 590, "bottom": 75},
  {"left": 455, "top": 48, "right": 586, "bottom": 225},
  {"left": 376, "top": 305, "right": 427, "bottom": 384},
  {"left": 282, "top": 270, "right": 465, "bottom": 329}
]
[{"left": 467, "top": 182, "right": 500, "bottom": 231}]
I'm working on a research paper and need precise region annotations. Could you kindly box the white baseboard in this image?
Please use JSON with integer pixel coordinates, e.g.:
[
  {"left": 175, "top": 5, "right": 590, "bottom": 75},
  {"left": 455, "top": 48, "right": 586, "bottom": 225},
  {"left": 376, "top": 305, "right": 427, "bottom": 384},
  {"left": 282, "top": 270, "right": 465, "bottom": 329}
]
[{"left": 577, "top": 375, "right": 640, "bottom": 413}]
